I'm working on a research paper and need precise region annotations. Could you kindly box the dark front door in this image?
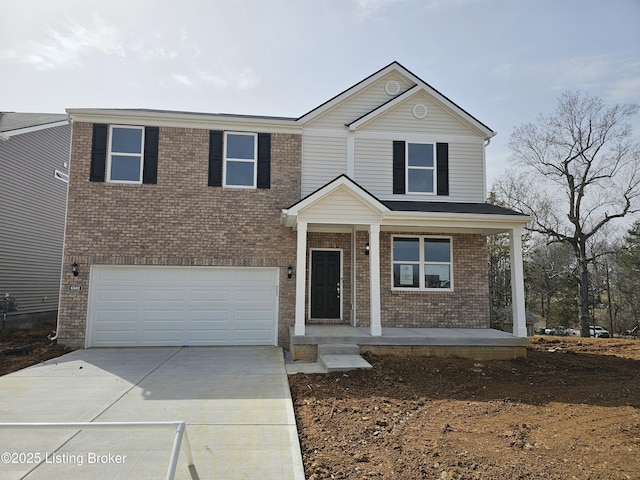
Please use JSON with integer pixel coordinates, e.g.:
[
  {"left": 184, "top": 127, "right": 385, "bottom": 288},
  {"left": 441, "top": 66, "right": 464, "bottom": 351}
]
[{"left": 311, "top": 250, "right": 341, "bottom": 318}]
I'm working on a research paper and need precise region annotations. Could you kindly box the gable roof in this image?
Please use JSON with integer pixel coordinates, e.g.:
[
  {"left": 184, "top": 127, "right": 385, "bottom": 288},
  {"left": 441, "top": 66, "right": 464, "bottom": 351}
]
[
  {"left": 296, "top": 61, "right": 496, "bottom": 139},
  {"left": 281, "top": 175, "right": 389, "bottom": 227},
  {"left": 282, "top": 174, "right": 531, "bottom": 232},
  {"left": 0, "top": 112, "right": 68, "bottom": 140}
]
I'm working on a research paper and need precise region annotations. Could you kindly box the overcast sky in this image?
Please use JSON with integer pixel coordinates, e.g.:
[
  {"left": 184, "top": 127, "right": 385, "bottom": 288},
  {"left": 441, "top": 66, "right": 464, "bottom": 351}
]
[{"left": 2, "top": 0, "right": 639, "bottom": 187}]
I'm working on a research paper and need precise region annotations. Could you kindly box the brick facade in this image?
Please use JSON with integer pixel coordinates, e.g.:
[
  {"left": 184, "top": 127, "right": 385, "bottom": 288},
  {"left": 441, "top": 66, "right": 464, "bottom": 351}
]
[
  {"left": 58, "top": 122, "right": 491, "bottom": 349},
  {"left": 58, "top": 122, "right": 301, "bottom": 347},
  {"left": 353, "top": 231, "right": 489, "bottom": 329}
]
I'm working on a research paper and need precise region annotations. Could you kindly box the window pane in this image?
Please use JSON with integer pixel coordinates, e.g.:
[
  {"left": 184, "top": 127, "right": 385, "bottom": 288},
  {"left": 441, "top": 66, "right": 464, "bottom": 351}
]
[
  {"left": 424, "top": 239, "right": 451, "bottom": 262},
  {"left": 408, "top": 143, "right": 434, "bottom": 167},
  {"left": 112, "top": 128, "right": 142, "bottom": 154},
  {"left": 393, "top": 238, "right": 420, "bottom": 261},
  {"left": 425, "top": 264, "right": 450, "bottom": 289},
  {"left": 226, "top": 160, "right": 254, "bottom": 186},
  {"left": 110, "top": 155, "right": 141, "bottom": 181},
  {"left": 393, "top": 264, "right": 419, "bottom": 287},
  {"left": 408, "top": 169, "right": 433, "bottom": 193},
  {"left": 227, "top": 134, "right": 255, "bottom": 159}
]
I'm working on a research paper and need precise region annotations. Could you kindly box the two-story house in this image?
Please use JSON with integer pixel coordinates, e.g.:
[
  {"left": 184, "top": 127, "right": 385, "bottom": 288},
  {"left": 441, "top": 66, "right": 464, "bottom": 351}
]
[{"left": 58, "top": 62, "right": 530, "bottom": 359}]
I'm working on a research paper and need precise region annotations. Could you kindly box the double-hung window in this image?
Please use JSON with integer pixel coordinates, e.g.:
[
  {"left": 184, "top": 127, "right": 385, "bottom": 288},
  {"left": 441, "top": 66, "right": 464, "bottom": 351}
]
[
  {"left": 224, "top": 132, "right": 257, "bottom": 188},
  {"left": 108, "top": 126, "right": 145, "bottom": 183},
  {"left": 392, "top": 236, "right": 452, "bottom": 290},
  {"left": 406, "top": 143, "right": 435, "bottom": 194}
]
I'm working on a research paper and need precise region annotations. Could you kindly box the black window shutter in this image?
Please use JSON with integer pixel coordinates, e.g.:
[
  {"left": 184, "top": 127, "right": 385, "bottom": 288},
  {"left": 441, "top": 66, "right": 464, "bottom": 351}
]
[
  {"left": 392, "top": 141, "right": 406, "bottom": 194},
  {"left": 208, "top": 130, "right": 223, "bottom": 187},
  {"left": 436, "top": 142, "right": 449, "bottom": 196},
  {"left": 143, "top": 127, "right": 159, "bottom": 184},
  {"left": 257, "top": 133, "right": 271, "bottom": 189},
  {"left": 90, "top": 124, "right": 108, "bottom": 182}
]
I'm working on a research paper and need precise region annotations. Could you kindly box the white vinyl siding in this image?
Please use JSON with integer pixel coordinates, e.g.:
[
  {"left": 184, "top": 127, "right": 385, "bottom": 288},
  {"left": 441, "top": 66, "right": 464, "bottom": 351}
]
[
  {"left": 0, "top": 124, "right": 70, "bottom": 317},
  {"left": 305, "top": 72, "right": 414, "bottom": 129},
  {"left": 302, "top": 135, "right": 348, "bottom": 196},
  {"left": 298, "top": 188, "right": 382, "bottom": 224},
  {"left": 87, "top": 266, "right": 278, "bottom": 347},
  {"left": 360, "top": 91, "right": 478, "bottom": 136},
  {"left": 354, "top": 138, "right": 485, "bottom": 203}
]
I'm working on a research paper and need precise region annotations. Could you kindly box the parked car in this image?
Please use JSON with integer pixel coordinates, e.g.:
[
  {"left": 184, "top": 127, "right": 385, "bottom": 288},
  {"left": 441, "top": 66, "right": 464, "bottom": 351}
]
[{"left": 590, "top": 326, "right": 610, "bottom": 338}]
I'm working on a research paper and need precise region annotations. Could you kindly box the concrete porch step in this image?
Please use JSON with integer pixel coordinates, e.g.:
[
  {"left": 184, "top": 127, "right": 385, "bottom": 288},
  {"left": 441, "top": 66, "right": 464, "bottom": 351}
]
[
  {"left": 317, "top": 343, "right": 360, "bottom": 356},
  {"left": 319, "top": 354, "right": 373, "bottom": 372}
]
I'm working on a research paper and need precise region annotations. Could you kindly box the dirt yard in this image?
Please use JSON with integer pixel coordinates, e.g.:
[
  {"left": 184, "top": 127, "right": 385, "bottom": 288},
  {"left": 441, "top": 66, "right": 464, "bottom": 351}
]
[
  {"left": 289, "top": 337, "right": 640, "bottom": 480},
  {"left": 2, "top": 326, "right": 639, "bottom": 479},
  {"left": 0, "top": 323, "right": 71, "bottom": 376}
]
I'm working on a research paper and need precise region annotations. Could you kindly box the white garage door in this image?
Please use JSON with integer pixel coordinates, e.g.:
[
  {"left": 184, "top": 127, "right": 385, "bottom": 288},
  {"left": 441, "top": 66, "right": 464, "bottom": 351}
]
[{"left": 87, "top": 266, "right": 278, "bottom": 347}]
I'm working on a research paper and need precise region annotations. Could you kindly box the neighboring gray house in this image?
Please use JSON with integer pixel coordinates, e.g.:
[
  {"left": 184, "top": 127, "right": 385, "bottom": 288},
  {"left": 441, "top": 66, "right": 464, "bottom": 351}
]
[{"left": 0, "top": 112, "right": 70, "bottom": 326}]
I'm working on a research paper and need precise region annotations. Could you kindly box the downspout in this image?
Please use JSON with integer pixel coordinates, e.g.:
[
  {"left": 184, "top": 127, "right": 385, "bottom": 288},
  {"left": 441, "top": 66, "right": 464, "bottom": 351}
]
[
  {"left": 483, "top": 136, "right": 492, "bottom": 201},
  {"left": 50, "top": 116, "right": 73, "bottom": 341}
]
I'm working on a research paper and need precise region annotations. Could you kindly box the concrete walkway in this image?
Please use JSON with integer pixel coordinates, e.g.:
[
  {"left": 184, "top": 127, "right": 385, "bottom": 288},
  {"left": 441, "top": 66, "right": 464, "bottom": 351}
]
[{"left": 0, "top": 347, "right": 305, "bottom": 479}]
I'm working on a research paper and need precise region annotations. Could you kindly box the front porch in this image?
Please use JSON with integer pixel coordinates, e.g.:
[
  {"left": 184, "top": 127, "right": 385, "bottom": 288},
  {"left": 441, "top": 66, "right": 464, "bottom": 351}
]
[{"left": 289, "top": 325, "right": 529, "bottom": 363}]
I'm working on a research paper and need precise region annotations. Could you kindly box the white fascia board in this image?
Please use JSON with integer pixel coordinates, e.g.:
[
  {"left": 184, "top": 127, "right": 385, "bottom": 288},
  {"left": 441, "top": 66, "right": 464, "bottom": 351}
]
[
  {"left": 66, "top": 109, "right": 301, "bottom": 134},
  {"left": 382, "top": 211, "right": 532, "bottom": 234},
  {"left": 0, "top": 120, "right": 69, "bottom": 140},
  {"left": 416, "top": 84, "right": 497, "bottom": 140},
  {"left": 348, "top": 84, "right": 495, "bottom": 139},
  {"left": 281, "top": 176, "right": 390, "bottom": 227},
  {"left": 287, "top": 177, "right": 389, "bottom": 215},
  {"left": 348, "top": 85, "right": 421, "bottom": 131},
  {"left": 297, "top": 63, "right": 408, "bottom": 124}
]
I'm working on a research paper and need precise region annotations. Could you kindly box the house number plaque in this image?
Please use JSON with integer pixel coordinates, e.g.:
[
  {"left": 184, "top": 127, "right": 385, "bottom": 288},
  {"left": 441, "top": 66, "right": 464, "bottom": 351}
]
[{"left": 68, "top": 285, "right": 82, "bottom": 291}]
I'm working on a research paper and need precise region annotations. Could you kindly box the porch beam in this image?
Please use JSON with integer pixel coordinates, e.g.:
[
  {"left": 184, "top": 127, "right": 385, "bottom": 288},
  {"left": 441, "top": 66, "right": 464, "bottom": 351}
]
[
  {"left": 509, "top": 227, "right": 527, "bottom": 337},
  {"left": 294, "top": 221, "right": 307, "bottom": 336},
  {"left": 369, "top": 223, "right": 382, "bottom": 336}
]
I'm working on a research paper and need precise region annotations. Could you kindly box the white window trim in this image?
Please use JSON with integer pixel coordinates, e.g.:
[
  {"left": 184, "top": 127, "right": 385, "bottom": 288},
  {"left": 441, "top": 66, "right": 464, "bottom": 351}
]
[
  {"left": 391, "top": 235, "right": 453, "bottom": 291},
  {"left": 107, "top": 125, "right": 145, "bottom": 184},
  {"left": 405, "top": 142, "right": 436, "bottom": 195},
  {"left": 223, "top": 131, "right": 257, "bottom": 189}
]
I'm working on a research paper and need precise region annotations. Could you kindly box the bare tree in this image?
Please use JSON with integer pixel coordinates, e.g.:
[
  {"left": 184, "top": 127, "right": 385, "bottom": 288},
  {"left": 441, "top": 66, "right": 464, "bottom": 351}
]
[{"left": 496, "top": 91, "right": 640, "bottom": 337}]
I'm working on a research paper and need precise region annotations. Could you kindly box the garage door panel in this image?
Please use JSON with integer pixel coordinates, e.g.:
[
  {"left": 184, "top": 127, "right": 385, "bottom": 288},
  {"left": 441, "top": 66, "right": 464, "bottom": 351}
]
[
  {"left": 186, "top": 330, "right": 231, "bottom": 343},
  {"left": 95, "top": 310, "right": 139, "bottom": 322},
  {"left": 88, "top": 266, "right": 278, "bottom": 347},
  {"left": 142, "top": 311, "right": 185, "bottom": 322},
  {"left": 188, "top": 310, "right": 229, "bottom": 321},
  {"left": 94, "top": 288, "right": 140, "bottom": 302},
  {"left": 144, "top": 289, "right": 186, "bottom": 301},
  {"left": 190, "top": 290, "right": 230, "bottom": 301},
  {"left": 233, "top": 289, "right": 274, "bottom": 302}
]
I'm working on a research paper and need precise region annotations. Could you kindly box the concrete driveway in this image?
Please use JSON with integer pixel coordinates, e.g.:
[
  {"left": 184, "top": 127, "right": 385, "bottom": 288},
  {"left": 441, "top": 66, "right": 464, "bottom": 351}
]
[{"left": 0, "top": 347, "right": 305, "bottom": 479}]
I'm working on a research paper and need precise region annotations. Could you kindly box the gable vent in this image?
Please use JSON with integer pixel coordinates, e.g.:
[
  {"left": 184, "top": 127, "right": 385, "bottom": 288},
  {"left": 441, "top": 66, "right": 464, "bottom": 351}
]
[
  {"left": 385, "top": 80, "right": 401, "bottom": 96},
  {"left": 412, "top": 103, "right": 428, "bottom": 119}
]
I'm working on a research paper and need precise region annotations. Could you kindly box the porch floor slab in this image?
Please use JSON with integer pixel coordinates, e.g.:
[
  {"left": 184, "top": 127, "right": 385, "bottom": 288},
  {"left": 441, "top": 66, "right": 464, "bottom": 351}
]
[{"left": 291, "top": 325, "right": 529, "bottom": 347}]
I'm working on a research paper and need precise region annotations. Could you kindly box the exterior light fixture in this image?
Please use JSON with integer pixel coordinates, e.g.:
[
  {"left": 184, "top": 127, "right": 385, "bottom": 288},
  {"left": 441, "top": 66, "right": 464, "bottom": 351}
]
[
  {"left": 72, "top": 262, "right": 79, "bottom": 276},
  {"left": 287, "top": 266, "right": 293, "bottom": 278},
  {"left": 365, "top": 243, "right": 370, "bottom": 256}
]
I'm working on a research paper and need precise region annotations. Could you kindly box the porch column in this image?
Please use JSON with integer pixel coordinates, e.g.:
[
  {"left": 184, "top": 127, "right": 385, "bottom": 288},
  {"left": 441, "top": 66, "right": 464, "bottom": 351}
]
[
  {"left": 294, "top": 221, "right": 307, "bottom": 336},
  {"left": 369, "top": 223, "right": 382, "bottom": 336},
  {"left": 510, "top": 227, "right": 527, "bottom": 337}
]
